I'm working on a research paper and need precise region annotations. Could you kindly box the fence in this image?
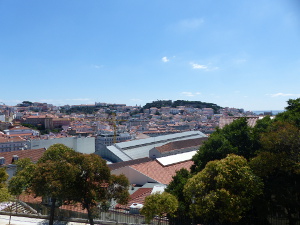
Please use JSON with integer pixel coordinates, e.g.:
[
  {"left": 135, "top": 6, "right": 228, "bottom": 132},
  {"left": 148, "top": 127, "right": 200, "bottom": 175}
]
[
  {"left": 0, "top": 200, "right": 170, "bottom": 225},
  {"left": 0, "top": 200, "right": 299, "bottom": 225}
]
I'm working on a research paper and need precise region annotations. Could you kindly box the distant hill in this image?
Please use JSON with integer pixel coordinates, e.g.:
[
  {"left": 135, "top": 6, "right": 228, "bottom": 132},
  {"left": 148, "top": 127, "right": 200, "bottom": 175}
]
[
  {"left": 61, "top": 105, "right": 101, "bottom": 115},
  {"left": 143, "top": 100, "right": 222, "bottom": 113}
]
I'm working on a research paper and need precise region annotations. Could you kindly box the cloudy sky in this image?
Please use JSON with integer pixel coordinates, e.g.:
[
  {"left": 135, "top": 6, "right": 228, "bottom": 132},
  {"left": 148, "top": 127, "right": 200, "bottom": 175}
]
[{"left": 1, "top": 0, "right": 300, "bottom": 110}]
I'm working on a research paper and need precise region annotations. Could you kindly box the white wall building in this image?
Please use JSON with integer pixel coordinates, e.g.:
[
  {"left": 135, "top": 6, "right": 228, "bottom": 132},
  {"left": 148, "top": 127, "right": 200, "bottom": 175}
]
[
  {"left": 0, "top": 115, "right": 5, "bottom": 122},
  {"left": 29, "top": 136, "right": 95, "bottom": 154}
]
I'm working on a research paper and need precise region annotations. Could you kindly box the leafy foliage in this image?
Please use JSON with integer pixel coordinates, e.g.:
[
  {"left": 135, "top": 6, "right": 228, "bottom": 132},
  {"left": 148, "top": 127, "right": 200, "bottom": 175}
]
[
  {"left": 0, "top": 168, "right": 11, "bottom": 202},
  {"left": 0, "top": 168, "right": 8, "bottom": 189},
  {"left": 165, "top": 168, "right": 191, "bottom": 214},
  {"left": 140, "top": 192, "right": 178, "bottom": 224},
  {"left": 250, "top": 122, "right": 300, "bottom": 224},
  {"left": 61, "top": 106, "right": 100, "bottom": 115},
  {"left": 18, "top": 101, "right": 33, "bottom": 107},
  {"left": 8, "top": 158, "right": 36, "bottom": 196},
  {"left": 275, "top": 98, "right": 300, "bottom": 127},
  {"left": 31, "top": 144, "right": 79, "bottom": 201},
  {"left": 142, "top": 99, "right": 222, "bottom": 113},
  {"left": 69, "top": 153, "right": 129, "bottom": 225},
  {"left": 184, "top": 154, "right": 263, "bottom": 223},
  {"left": 143, "top": 100, "right": 173, "bottom": 109},
  {"left": 0, "top": 187, "right": 11, "bottom": 203},
  {"left": 8, "top": 144, "right": 129, "bottom": 225},
  {"left": 165, "top": 168, "right": 191, "bottom": 203},
  {"left": 191, "top": 117, "right": 258, "bottom": 173},
  {"left": 164, "top": 99, "right": 300, "bottom": 224}
]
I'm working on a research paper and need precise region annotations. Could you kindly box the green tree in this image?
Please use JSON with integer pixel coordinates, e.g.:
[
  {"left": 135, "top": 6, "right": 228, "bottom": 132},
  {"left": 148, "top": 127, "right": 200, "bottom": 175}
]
[
  {"left": 30, "top": 144, "right": 79, "bottom": 225},
  {"left": 140, "top": 192, "right": 178, "bottom": 224},
  {"left": 191, "top": 117, "right": 258, "bottom": 173},
  {"left": 252, "top": 115, "right": 273, "bottom": 135},
  {"left": 184, "top": 154, "right": 263, "bottom": 224},
  {"left": 8, "top": 158, "right": 35, "bottom": 196},
  {"left": 0, "top": 168, "right": 11, "bottom": 202},
  {"left": 0, "top": 168, "right": 13, "bottom": 224},
  {"left": 0, "top": 187, "right": 11, "bottom": 203},
  {"left": 9, "top": 144, "right": 80, "bottom": 225},
  {"left": 0, "top": 168, "right": 8, "bottom": 188},
  {"left": 165, "top": 168, "right": 191, "bottom": 214},
  {"left": 275, "top": 98, "right": 300, "bottom": 127},
  {"left": 9, "top": 144, "right": 129, "bottom": 225},
  {"left": 250, "top": 122, "right": 300, "bottom": 225},
  {"left": 67, "top": 153, "right": 129, "bottom": 225}
]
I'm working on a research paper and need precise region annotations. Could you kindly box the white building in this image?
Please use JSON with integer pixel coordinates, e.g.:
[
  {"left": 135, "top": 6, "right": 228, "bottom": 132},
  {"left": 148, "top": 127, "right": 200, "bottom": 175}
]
[
  {"left": 4, "top": 126, "right": 40, "bottom": 136},
  {"left": 96, "top": 131, "right": 207, "bottom": 163},
  {"left": 0, "top": 114, "right": 5, "bottom": 122},
  {"left": 29, "top": 136, "right": 95, "bottom": 154}
]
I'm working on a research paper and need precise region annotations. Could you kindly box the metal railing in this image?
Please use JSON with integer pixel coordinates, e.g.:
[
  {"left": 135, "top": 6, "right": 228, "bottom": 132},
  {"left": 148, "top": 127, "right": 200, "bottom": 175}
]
[{"left": 1, "top": 200, "right": 299, "bottom": 225}]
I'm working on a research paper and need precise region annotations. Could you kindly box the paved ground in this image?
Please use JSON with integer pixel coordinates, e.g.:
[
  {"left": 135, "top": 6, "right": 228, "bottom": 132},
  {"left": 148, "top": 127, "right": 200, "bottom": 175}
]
[{"left": 0, "top": 215, "right": 87, "bottom": 225}]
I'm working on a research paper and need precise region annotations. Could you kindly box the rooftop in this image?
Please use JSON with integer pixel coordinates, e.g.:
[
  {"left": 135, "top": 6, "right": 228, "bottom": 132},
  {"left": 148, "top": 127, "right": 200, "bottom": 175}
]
[
  {"left": 130, "top": 159, "right": 193, "bottom": 184},
  {"left": 107, "top": 131, "right": 207, "bottom": 161},
  {"left": 0, "top": 148, "right": 46, "bottom": 166},
  {"left": 156, "top": 150, "right": 197, "bottom": 166},
  {"left": 155, "top": 137, "right": 208, "bottom": 153}
]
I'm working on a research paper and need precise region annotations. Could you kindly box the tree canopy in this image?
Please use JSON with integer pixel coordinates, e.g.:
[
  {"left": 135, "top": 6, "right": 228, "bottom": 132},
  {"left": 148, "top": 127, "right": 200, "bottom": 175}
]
[
  {"left": 191, "top": 117, "right": 258, "bottom": 173},
  {"left": 142, "top": 99, "right": 222, "bottom": 113},
  {"left": 184, "top": 154, "right": 263, "bottom": 223},
  {"left": 8, "top": 158, "right": 35, "bottom": 196},
  {"left": 0, "top": 168, "right": 11, "bottom": 203},
  {"left": 165, "top": 168, "right": 191, "bottom": 214},
  {"left": 140, "top": 192, "right": 178, "bottom": 224},
  {"left": 8, "top": 144, "right": 130, "bottom": 225},
  {"left": 68, "top": 153, "right": 129, "bottom": 225},
  {"left": 275, "top": 98, "right": 300, "bottom": 127},
  {"left": 161, "top": 98, "right": 300, "bottom": 224},
  {"left": 250, "top": 121, "right": 300, "bottom": 224}
]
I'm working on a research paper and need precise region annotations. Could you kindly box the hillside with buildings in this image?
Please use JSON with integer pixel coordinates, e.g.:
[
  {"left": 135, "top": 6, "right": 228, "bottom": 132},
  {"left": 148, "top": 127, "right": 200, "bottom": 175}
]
[
  {"left": 0, "top": 100, "right": 269, "bottom": 156},
  {"left": 0, "top": 99, "right": 297, "bottom": 225}
]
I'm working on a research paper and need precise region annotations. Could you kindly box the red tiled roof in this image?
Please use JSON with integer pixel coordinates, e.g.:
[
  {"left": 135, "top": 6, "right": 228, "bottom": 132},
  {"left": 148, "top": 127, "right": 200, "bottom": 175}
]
[
  {"left": 0, "top": 136, "right": 26, "bottom": 143},
  {"left": 130, "top": 160, "right": 193, "bottom": 185},
  {"left": 19, "top": 194, "right": 88, "bottom": 213},
  {"left": 108, "top": 157, "right": 153, "bottom": 171},
  {"left": 155, "top": 137, "right": 208, "bottom": 153},
  {"left": 8, "top": 133, "right": 35, "bottom": 137},
  {"left": 0, "top": 148, "right": 46, "bottom": 166},
  {"left": 26, "top": 115, "right": 54, "bottom": 119},
  {"left": 9, "top": 126, "right": 32, "bottom": 130},
  {"left": 117, "top": 188, "right": 153, "bottom": 209},
  {"left": 19, "top": 193, "right": 42, "bottom": 204}
]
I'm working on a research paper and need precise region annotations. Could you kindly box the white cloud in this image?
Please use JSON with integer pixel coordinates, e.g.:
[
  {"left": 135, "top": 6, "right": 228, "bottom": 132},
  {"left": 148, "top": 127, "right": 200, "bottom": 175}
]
[
  {"left": 178, "top": 18, "right": 204, "bottom": 30},
  {"left": 268, "top": 93, "right": 300, "bottom": 97},
  {"left": 191, "top": 63, "right": 208, "bottom": 70},
  {"left": 190, "top": 62, "right": 219, "bottom": 71},
  {"left": 92, "top": 64, "right": 103, "bottom": 69},
  {"left": 168, "top": 18, "right": 204, "bottom": 33},
  {"left": 234, "top": 59, "right": 247, "bottom": 64},
  {"left": 162, "top": 57, "right": 169, "bottom": 63},
  {"left": 181, "top": 92, "right": 201, "bottom": 97}
]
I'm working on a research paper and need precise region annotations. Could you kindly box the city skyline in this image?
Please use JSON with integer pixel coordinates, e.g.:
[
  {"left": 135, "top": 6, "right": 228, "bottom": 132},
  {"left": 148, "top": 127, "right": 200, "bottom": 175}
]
[{"left": 1, "top": 0, "right": 299, "bottom": 111}]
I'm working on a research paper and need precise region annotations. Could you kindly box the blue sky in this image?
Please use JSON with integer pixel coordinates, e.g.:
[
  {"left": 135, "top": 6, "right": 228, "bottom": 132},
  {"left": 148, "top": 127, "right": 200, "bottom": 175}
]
[{"left": 1, "top": 0, "right": 300, "bottom": 111}]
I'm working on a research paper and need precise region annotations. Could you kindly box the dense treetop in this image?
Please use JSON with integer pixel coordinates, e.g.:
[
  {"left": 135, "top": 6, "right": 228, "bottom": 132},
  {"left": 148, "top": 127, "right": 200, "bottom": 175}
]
[
  {"left": 8, "top": 144, "right": 129, "bottom": 225},
  {"left": 166, "top": 98, "right": 300, "bottom": 225},
  {"left": 142, "top": 100, "right": 222, "bottom": 113},
  {"left": 184, "top": 154, "right": 263, "bottom": 223}
]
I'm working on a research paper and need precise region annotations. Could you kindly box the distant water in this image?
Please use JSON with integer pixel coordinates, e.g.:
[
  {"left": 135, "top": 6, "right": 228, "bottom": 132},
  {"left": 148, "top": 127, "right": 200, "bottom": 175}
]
[{"left": 252, "top": 110, "right": 284, "bottom": 115}]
